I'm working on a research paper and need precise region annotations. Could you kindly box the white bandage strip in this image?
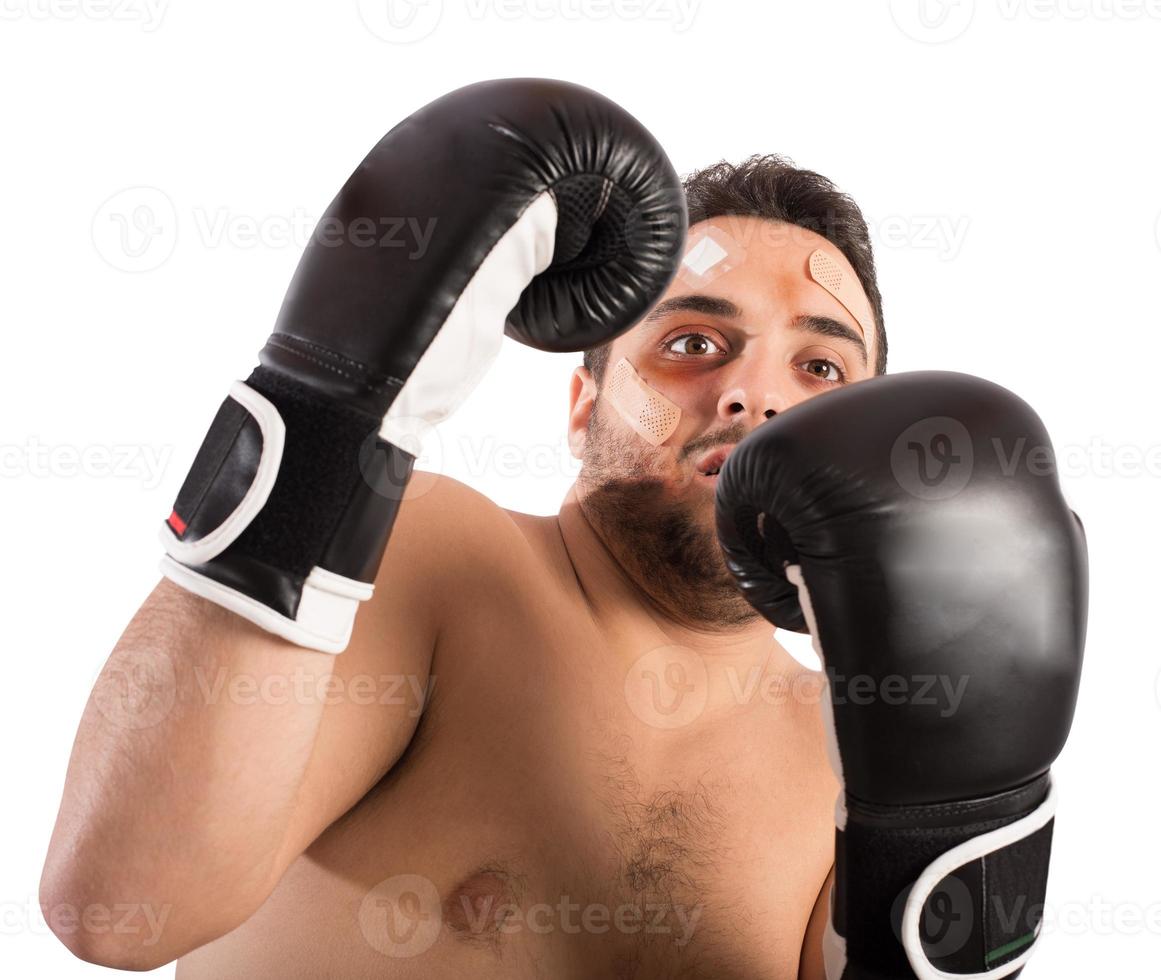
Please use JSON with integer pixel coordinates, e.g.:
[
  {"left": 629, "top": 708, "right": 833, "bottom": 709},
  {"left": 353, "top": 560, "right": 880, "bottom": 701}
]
[{"left": 678, "top": 224, "right": 747, "bottom": 287}]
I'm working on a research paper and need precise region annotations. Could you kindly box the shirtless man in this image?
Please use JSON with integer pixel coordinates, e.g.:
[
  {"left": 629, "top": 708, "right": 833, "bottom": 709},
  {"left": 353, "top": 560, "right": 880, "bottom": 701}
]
[{"left": 41, "top": 79, "right": 1083, "bottom": 980}]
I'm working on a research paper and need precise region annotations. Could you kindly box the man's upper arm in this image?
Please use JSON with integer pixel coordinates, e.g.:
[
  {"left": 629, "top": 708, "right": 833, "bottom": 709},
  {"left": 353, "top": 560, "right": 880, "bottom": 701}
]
[{"left": 277, "top": 473, "right": 512, "bottom": 856}]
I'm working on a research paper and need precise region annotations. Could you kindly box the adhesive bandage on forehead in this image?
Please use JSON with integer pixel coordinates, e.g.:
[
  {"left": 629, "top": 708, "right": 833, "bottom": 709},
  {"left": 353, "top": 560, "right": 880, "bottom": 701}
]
[
  {"left": 606, "top": 357, "right": 681, "bottom": 447},
  {"left": 680, "top": 223, "right": 873, "bottom": 340},
  {"left": 807, "top": 248, "right": 874, "bottom": 340},
  {"left": 678, "top": 225, "right": 748, "bottom": 288}
]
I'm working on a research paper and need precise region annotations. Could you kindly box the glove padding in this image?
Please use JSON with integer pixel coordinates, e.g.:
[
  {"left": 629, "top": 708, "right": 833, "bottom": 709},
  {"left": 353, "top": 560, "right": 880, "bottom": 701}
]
[
  {"left": 161, "top": 78, "right": 686, "bottom": 652},
  {"left": 716, "top": 371, "right": 1087, "bottom": 979}
]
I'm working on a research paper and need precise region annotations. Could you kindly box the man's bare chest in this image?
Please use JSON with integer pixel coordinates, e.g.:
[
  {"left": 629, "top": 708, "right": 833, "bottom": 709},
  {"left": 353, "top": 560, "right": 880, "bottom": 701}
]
[{"left": 309, "top": 642, "right": 834, "bottom": 977}]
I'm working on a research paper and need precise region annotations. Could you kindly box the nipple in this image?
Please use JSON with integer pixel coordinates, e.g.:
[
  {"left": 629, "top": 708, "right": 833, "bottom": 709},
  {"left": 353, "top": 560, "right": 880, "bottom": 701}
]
[{"left": 443, "top": 866, "right": 524, "bottom": 944}]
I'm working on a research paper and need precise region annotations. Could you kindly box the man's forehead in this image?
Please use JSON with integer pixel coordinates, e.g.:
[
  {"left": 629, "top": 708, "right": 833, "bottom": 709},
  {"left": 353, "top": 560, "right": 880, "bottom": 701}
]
[
  {"left": 689, "top": 215, "right": 836, "bottom": 261},
  {"left": 656, "top": 216, "right": 873, "bottom": 343}
]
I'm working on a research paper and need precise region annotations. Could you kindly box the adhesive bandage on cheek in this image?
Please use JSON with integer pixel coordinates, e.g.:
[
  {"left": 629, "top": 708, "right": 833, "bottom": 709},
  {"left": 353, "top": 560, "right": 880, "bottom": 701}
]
[
  {"left": 678, "top": 225, "right": 748, "bottom": 288},
  {"left": 606, "top": 357, "right": 681, "bottom": 446},
  {"left": 807, "top": 248, "right": 874, "bottom": 340}
]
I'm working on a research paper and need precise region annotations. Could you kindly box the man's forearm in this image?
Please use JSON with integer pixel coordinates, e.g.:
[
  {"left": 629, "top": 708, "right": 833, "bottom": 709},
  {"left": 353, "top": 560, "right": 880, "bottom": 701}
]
[{"left": 40, "top": 581, "right": 333, "bottom": 968}]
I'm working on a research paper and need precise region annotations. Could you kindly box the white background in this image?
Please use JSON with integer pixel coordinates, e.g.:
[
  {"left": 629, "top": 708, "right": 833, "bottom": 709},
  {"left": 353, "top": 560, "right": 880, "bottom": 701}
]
[{"left": 3, "top": 0, "right": 1158, "bottom": 975}]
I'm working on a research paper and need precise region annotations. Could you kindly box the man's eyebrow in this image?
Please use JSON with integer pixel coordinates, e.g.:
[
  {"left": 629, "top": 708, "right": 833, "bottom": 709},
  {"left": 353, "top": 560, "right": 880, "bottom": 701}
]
[
  {"left": 643, "top": 295, "right": 869, "bottom": 367},
  {"left": 643, "top": 294, "right": 742, "bottom": 322},
  {"left": 789, "top": 313, "right": 868, "bottom": 367}
]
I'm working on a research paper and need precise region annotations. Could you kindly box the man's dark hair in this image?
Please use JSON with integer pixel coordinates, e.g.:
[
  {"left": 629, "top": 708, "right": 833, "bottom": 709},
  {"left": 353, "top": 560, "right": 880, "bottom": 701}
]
[{"left": 583, "top": 153, "right": 887, "bottom": 383}]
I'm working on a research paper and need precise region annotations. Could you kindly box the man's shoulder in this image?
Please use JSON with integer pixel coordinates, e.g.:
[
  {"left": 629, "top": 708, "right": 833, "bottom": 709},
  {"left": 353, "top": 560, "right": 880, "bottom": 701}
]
[
  {"left": 396, "top": 471, "right": 511, "bottom": 530},
  {"left": 381, "top": 475, "right": 584, "bottom": 671},
  {"left": 391, "top": 472, "right": 561, "bottom": 580}
]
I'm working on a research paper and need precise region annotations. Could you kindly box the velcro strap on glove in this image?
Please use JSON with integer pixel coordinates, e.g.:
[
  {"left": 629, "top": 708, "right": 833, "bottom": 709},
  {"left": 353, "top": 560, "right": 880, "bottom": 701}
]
[
  {"left": 833, "top": 774, "right": 1054, "bottom": 980},
  {"left": 160, "top": 367, "right": 414, "bottom": 652}
]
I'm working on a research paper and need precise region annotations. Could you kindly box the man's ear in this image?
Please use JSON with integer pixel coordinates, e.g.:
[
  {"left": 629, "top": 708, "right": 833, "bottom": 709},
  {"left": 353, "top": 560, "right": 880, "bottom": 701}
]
[{"left": 568, "top": 365, "right": 597, "bottom": 460}]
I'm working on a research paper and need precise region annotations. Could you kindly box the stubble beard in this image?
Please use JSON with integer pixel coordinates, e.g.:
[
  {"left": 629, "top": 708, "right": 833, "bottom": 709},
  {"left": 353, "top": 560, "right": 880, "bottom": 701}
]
[{"left": 576, "top": 395, "right": 759, "bottom": 630}]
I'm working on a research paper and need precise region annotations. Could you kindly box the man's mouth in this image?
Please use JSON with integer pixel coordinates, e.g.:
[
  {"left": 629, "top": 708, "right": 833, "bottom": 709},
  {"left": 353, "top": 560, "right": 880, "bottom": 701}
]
[{"left": 694, "top": 445, "right": 736, "bottom": 480}]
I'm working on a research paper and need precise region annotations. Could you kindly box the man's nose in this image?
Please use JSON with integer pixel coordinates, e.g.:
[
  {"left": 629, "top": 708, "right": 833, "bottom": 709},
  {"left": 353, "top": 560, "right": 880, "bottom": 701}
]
[{"left": 715, "top": 365, "right": 788, "bottom": 424}]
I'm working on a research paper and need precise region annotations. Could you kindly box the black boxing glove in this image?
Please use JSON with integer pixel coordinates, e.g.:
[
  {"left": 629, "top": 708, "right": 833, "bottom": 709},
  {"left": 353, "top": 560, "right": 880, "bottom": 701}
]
[
  {"left": 715, "top": 372, "right": 1087, "bottom": 979},
  {"left": 161, "top": 78, "right": 685, "bottom": 652}
]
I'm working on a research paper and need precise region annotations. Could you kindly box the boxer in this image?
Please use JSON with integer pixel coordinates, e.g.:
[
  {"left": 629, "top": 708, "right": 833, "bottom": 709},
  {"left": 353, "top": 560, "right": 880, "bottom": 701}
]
[{"left": 42, "top": 78, "right": 1080, "bottom": 980}]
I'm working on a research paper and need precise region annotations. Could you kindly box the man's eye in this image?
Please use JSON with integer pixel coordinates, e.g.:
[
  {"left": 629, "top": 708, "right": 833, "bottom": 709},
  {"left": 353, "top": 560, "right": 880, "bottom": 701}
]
[
  {"left": 665, "top": 333, "right": 722, "bottom": 356},
  {"left": 802, "top": 358, "right": 846, "bottom": 383}
]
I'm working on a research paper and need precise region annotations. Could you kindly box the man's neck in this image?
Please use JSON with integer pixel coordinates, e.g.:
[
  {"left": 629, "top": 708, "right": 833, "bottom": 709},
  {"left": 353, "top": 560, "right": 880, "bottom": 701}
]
[{"left": 553, "top": 484, "right": 796, "bottom": 667}]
